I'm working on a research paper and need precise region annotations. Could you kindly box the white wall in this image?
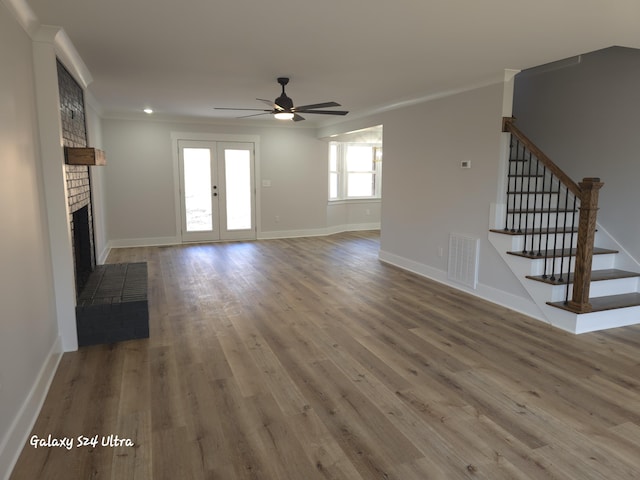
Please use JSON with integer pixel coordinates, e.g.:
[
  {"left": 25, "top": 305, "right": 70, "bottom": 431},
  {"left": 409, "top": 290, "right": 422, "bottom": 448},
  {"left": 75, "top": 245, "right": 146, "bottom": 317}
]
[
  {"left": 101, "top": 118, "right": 373, "bottom": 245},
  {"left": 0, "top": 5, "right": 61, "bottom": 477}
]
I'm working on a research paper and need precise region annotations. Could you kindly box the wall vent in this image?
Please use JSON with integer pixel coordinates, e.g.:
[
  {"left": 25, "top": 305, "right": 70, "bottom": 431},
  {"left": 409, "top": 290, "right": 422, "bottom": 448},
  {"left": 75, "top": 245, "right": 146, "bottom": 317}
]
[{"left": 448, "top": 234, "right": 480, "bottom": 289}]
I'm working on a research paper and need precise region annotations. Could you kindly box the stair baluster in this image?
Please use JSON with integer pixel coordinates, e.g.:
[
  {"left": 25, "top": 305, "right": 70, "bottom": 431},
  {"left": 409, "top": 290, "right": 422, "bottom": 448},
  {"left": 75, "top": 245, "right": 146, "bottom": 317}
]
[
  {"left": 516, "top": 140, "right": 525, "bottom": 233},
  {"left": 501, "top": 117, "right": 600, "bottom": 312}
]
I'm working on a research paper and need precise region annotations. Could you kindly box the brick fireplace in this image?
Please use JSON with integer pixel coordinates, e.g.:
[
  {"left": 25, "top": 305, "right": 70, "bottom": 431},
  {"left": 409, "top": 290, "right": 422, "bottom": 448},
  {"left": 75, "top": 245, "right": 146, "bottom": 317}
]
[
  {"left": 58, "top": 59, "right": 96, "bottom": 295},
  {"left": 57, "top": 60, "right": 149, "bottom": 346}
]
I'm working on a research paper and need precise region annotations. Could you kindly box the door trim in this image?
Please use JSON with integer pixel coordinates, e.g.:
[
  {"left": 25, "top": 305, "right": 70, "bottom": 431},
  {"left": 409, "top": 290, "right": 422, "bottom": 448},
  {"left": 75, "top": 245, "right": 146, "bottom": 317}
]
[{"left": 171, "top": 132, "right": 261, "bottom": 242}]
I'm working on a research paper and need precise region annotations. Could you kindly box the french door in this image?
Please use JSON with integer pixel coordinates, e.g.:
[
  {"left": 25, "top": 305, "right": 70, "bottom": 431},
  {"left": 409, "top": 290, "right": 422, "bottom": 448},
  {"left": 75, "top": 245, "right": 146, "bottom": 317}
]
[{"left": 178, "top": 140, "right": 256, "bottom": 242}]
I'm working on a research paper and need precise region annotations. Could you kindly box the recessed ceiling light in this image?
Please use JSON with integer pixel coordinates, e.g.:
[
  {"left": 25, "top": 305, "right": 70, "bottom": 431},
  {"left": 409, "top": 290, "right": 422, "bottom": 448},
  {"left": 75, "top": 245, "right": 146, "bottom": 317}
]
[{"left": 143, "top": 108, "right": 153, "bottom": 114}]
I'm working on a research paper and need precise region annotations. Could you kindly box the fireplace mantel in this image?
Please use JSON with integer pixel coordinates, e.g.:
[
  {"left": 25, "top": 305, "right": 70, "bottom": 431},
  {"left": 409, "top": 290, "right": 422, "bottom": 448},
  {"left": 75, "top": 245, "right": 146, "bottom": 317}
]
[{"left": 64, "top": 147, "right": 106, "bottom": 166}]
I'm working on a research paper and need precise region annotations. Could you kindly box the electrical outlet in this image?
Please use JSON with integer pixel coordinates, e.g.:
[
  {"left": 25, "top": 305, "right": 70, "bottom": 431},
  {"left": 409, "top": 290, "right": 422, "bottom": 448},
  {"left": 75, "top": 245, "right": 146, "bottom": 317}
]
[
  {"left": 275, "top": 215, "right": 280, "bottom": 223},
  {"left": 438, "top": 246, "right": 444, "bottom": 257},
  {"left": 461, "top": 160, "right": 471, "bottom": 169}
]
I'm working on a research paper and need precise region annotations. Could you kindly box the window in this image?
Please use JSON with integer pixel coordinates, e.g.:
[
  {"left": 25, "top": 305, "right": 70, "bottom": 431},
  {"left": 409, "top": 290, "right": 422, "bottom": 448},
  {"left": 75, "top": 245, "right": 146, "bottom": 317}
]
[{"left": 329, "top": 142, "right": 382, "bottom": 200}]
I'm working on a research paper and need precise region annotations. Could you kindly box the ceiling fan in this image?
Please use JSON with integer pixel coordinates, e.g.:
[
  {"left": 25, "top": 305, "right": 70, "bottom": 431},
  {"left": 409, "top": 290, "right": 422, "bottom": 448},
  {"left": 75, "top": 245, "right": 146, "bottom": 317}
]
[{"left": 215, "top": 77, "right": 348, "bottom": 122}]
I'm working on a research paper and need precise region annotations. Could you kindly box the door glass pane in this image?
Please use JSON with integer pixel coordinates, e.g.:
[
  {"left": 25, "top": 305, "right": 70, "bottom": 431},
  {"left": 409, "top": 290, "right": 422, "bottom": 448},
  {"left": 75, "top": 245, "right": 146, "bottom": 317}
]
[
  {"left": 225, "top": 149, "right": 252, "bottom": 230},
  {"left": 183, "top": 148, "right": 213, "bottom": 231}
]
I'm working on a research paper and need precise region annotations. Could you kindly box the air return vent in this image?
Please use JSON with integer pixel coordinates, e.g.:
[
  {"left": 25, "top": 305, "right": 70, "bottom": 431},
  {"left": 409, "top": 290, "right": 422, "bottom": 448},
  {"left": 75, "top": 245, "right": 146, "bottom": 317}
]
[{"left": 448, "top": 234, "right": 480, "bottom": 289}]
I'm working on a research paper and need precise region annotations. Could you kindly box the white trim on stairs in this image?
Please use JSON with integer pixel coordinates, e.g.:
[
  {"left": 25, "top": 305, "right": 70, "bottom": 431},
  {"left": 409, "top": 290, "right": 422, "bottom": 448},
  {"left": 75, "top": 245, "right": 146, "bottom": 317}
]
[{"left": 488, "top": 207, "right": 640, "bottom": 333}]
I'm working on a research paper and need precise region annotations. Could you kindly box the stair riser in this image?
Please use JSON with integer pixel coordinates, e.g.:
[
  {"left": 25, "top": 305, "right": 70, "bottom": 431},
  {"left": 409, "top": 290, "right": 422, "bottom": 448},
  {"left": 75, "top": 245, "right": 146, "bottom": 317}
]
[
  {"left": 573, "top": 305, "right": 640, "bottom": 333},
  {"left": 528, "top": 254, "right": 616, "bottom": 276},
  {"left": 512, "top": 233, "right": 578, "bottom": 253},
  {"left": 545, "top": 277, "right": 640, "bottom": 302},
  {"left": 589, "top": 277, "right": 640, "bottom": 298}
]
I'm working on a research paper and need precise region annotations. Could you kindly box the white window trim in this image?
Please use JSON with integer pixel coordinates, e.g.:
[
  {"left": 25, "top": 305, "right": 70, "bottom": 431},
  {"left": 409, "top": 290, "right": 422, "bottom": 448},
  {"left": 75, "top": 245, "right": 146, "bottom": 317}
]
[{"left": 328, "top": 142, "right": 382, "bottom": 202}]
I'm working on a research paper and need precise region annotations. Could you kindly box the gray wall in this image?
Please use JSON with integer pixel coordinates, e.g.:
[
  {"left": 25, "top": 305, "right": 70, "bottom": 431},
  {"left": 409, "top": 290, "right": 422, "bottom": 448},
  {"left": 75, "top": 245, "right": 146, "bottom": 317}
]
[
  {"left": 321, "top": 82, "right": 529, "bottom": 302},
  {"left": 101, "top": 119, "right": 342, "bottom": 243},
  {"left": 380, "top": 84, "right": 524, "bottom": 297},
  {"left": 513, "top": 46, "right": 640, "bottom": 261}
]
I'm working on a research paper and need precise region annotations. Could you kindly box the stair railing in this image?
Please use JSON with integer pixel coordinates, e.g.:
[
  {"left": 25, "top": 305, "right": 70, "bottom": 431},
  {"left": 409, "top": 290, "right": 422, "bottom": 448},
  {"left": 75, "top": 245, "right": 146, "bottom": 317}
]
[{"left": 502, "top": 117, "right": 603, "bottom": 313}]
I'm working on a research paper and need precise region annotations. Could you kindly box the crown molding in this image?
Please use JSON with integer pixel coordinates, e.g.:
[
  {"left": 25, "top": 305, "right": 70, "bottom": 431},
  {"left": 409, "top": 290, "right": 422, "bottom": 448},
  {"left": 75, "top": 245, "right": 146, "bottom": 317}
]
[
  {"left": 2, "top": 0, "right": 39, "bottom": 36},
  {"left": 4, "top": 0, "right": 93, "bottom": 89}
]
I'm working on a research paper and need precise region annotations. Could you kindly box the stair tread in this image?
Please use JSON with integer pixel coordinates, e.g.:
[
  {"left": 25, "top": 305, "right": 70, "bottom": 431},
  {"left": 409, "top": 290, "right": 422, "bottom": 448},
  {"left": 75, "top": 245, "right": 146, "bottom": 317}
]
[
  {"left": 548, "top": 293, "right": 640, "bottom": 313},
  {"left": 490, "top": 227, "right": 578, "bottom": 236},
  {"left": 507, "top": 247, "right": 618, "bottom": 259},
  {"left": 526, "top": 269, "right": 640, "bottom": 286}
]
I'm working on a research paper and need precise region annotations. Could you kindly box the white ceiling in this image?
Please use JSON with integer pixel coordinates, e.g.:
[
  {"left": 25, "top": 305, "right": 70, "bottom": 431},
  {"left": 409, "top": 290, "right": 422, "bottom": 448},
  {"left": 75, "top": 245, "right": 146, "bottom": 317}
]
[{"left": 23, "top": 0, "right": 640, "bottom": 126}]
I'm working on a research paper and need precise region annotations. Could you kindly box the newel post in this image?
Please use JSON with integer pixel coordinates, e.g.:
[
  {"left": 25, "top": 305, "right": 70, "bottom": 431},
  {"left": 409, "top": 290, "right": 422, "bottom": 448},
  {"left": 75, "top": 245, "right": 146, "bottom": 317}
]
[{"left": 567, "top": 177, "right": 604, "bottom": 313}]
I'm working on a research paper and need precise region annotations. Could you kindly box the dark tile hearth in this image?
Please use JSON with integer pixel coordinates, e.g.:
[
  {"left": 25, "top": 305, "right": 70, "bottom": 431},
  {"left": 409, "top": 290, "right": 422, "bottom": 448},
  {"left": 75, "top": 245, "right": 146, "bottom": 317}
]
[{"left": 76, "top": 262, "right": 149, "bottom": 347}]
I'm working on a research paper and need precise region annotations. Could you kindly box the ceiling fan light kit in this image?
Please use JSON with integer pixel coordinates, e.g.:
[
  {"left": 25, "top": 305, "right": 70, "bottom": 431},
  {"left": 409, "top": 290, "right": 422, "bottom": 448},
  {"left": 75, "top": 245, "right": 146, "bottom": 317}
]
[
  {"left": 274, "top": 111, "right": 295, "bottom": 120},
  {"left": 215, "top": 77, "right": 349, "bottom": 122}
]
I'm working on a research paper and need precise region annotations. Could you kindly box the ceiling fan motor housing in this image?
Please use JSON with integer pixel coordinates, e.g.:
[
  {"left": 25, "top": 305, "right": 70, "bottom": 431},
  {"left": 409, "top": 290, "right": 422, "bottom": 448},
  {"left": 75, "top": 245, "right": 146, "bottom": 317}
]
[
  {"left": 276, "top": 78, "right": 293, "bottom": 110},
  {"left": 214, "top": 76, "right": 348, "bottom": 121},
  {"left": 275, "top": 94, "right": 293, "bottom": 110}
]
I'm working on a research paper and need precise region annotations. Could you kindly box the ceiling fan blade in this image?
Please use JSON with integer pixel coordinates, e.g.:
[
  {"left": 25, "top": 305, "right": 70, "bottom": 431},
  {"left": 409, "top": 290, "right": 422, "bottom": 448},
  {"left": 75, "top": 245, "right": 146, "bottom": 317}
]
[
  {"left": 294, "top": 101, "right": 341, "bottom": 110},
  {"left": 257, "top": 98, "right": 284, "bottom": 111},
  {"left": 237, "top": 112, "right": 271, "bottom": 119},
  {"left": 296, "top": 110, "right": 349, "bottom": 116},
  {"left": 215, "top": 107, "right": 271, "bottom": 112},
  {"left": 292, "top": 114, "right": 305, "bottom": 122}
]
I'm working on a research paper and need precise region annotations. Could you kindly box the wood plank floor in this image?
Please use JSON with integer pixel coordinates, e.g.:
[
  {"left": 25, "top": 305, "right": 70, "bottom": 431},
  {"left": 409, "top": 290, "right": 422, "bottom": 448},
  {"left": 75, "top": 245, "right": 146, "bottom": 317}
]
[{"left": 10, "top": 231, "right": 640, "bottom": 479}]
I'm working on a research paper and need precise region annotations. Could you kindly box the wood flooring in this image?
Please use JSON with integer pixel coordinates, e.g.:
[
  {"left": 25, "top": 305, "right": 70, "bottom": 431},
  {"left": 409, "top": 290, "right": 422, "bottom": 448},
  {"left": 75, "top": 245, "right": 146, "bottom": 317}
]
[{"left": 10, "top": 231, "right": 640, "bottom": 479}]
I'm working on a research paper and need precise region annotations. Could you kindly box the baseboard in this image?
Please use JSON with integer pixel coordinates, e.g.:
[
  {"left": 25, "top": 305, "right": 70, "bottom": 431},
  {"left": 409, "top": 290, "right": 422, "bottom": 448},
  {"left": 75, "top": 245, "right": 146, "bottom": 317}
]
[
  {"left": 105, "top": 225, "right": 381, "bottom": 248},
  {"left": 96, "top": 243, "right": 111, "bottom": 265},
  {"left": 258, "top": 227, "right": 331, "bottom": 240},
  {"left": 326, "top": 222, "right": 381, "bottom": 235},
  {"left": 259, "top": 223, "right": 381, "bottom": 240},
  {"left": 378, "top": 249, "right": 544, "bottom": 322},
  {"left": 108, "top": 236, "right": 181, "bottom": 249},
  {"left": 0, "top": 336, "right": 63, "bottom": 480}
]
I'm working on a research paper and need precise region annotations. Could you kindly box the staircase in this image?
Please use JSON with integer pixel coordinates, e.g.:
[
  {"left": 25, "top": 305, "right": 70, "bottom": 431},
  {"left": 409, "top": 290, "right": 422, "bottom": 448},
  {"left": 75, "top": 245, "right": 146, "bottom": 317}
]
[{"left": 488, "top": 118, "right": 640, "bottom": 333}]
